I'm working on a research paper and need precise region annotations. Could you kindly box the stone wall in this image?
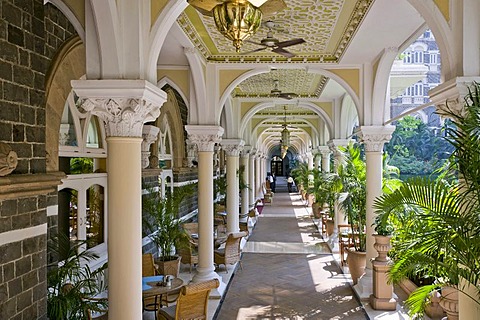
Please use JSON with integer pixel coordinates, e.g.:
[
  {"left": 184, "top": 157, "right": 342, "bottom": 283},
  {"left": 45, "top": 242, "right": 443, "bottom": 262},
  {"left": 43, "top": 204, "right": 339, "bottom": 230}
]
[{"left": 0, "top": 1, "right": 76, "bottom": 319}]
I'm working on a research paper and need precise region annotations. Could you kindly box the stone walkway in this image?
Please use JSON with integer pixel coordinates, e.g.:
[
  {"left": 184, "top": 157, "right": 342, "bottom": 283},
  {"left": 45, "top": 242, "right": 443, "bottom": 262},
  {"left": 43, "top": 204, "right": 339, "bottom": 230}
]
[{"left": 214, "top": 177, "right": 369, "bottom": 319}]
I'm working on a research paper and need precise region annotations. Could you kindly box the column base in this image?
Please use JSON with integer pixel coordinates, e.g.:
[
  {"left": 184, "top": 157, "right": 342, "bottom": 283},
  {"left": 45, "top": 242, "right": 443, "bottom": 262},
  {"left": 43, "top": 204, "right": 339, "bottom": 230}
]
[
  {"left": 353, "top": 268, "right": 373, "bottom": 300},
  {"left": 191, "top": 268, "right": 226, "bottom": 298},
  {"left": 369, "top": 294, "right": 397, "bottom": 311}
]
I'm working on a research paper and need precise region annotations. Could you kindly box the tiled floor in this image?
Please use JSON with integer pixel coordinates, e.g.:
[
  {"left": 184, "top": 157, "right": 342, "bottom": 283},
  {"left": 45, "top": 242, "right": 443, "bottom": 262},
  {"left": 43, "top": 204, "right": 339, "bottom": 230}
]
[{"left": 144, "top": 177, "right": 414, "bottom": 320}]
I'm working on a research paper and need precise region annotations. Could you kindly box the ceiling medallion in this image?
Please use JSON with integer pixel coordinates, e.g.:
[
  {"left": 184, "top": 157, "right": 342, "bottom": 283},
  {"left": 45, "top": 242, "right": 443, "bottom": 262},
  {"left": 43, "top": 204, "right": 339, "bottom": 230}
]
[{"left": 189, "top": 0, "right": 287, "bottom": 52}]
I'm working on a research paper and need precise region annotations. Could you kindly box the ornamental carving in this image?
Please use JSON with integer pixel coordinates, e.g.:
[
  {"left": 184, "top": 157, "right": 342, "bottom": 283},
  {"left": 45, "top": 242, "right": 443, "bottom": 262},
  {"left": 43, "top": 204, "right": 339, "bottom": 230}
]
[
  {"left": 0, "top": 143, "right": 18, "bottom": 176},
  {"left": 358, "top": 128, "right": 394, "bottom": 152},
  {"left": 79, "top": 98, "right": 161, "bottom": 137},
  {"left": 141, "top": 125, "right": 160, "bottom": 169},
  {"left": 187, "top": 133, "right": 222, "bottom": 152},
  {"left": 221, "top": 140, "right": 245, "bottom": 156}
]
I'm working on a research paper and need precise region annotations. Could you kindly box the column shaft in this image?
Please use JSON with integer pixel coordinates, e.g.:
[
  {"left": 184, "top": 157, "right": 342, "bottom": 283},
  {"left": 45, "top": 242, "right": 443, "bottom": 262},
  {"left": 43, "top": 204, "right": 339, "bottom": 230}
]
[
  {"left": 226, "top": 155, "right": 240, "bottom": 233},
  {"left": 241, "top": 155, "right": 249, "bottom": 216},
  {"left": 256, "top": 157, "right": 262, "bottom": 198},
  {"left": 196, "top": 151, "right": 216, "bottom": 277},
  {"left": 107, "top": 137, "right": 143, "bottom": 320},
  {"left": 249, "top": 155, "right": 255, "bottom": 205}
]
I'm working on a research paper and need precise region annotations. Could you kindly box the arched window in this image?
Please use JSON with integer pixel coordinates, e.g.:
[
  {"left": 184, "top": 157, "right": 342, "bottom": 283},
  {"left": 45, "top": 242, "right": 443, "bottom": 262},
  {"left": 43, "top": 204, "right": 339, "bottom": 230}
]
[{"left": 58, "top": 91, "right": 108, "bottom": 254}]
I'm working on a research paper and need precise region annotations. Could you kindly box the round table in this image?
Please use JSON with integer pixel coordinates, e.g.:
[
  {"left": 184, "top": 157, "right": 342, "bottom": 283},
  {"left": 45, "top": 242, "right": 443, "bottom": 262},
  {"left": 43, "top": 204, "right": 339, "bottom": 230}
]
[{"left": 142, "top": 277, "right": 184, "bottom": 299}]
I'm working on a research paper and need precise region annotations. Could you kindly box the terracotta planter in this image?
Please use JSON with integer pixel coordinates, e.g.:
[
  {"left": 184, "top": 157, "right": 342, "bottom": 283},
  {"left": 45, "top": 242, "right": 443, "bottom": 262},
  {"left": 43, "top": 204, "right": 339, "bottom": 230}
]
[
  {"left": 399, "top": 278, "right": 445, "bottom": 319},
  {"left": 439, "top": 286, "right": 459, "bottom": 320},
  {"left": 312, "top": 202, "right": 321, "bottom": 218},
  {"left": 301, "top": 190, "right": 307, "bottom": 200},
  {"left": 155, "top": 256, "right": 181, "bottom": 277},
  {"left": 326, "top": 219, "right": 334, "bottom": 236},
  {"left": 346, "top": 248, "right": 366, "bottom": 285},
  {"left": 307, "top": 193, "right": 315, "bottom": 206},
  {"left": 373, "top": 234, "right": 392, "bottom": 262}
]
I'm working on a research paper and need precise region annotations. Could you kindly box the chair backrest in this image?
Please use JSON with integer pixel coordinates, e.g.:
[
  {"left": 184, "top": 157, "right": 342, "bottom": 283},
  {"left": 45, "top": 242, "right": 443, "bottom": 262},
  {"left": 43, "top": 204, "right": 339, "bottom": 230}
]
[
  {"left": 182, "top": 222, "right": 199, "bottom": 236},
  {"left": 174, "top": 279, "right": 220, "bottom": 319},
  {"left": 142, "top": 253, "right": 156, "bottom": 277},
  {"left": 224, "top": 232, "right": 247, "bottom": 264}
]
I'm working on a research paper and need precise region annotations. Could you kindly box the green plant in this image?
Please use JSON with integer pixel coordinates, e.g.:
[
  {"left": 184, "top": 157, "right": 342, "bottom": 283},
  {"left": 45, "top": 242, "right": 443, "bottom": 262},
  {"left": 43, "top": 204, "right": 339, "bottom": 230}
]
[
  {"left": 143, "top": 184, "right": 194, "bottom": 261},
  {"left": 337, "top": 142, "right": 367, "bottom": 251},
  {"left": 291, "top": 162, "right": 311, "bottom": 189},
  {"left": 238, "top": 164, "right": 250, "bottom": 191},
  {"left": 214, "top": 174, "right": 227, "bottom": 203},
  {"left": 47, "top": 234, "right": 107, "bottom": 320},
  {"left": 373, "top": 214, "right": 394, "bottom": 236},
  {"left": 373, "top": 82, "right": 480, "bottom": 318},
  {"left": 311, "top": 168, "right": 340, "bottom": 218}
]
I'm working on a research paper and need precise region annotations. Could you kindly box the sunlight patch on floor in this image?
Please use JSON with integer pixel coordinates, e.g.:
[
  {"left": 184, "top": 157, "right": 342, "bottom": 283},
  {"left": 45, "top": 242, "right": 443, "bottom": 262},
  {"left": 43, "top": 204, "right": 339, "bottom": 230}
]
[{"left": 243, "top": 241, "right": 330, "bottom": 254}]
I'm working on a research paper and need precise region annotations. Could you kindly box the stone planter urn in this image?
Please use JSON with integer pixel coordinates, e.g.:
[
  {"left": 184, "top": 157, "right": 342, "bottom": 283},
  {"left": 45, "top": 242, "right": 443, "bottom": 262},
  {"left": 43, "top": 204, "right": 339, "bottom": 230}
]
[
  {"left": 155, "top": 256, "right": 181, "bottom": 277},
  {"left": 312, "top": 202, "right": 321, "bottom": 218},
  {"left": 439, "top": 286, "right": 459, "bottom": 320},
  {"left": 346, "top": 248, "right": 366, "bottom": 285},
  {"left": 326, "top": 219, "right": 335, "bottom": 236},
  {"left": 373, "top": 234, "right": 392, "bottom": 262}
]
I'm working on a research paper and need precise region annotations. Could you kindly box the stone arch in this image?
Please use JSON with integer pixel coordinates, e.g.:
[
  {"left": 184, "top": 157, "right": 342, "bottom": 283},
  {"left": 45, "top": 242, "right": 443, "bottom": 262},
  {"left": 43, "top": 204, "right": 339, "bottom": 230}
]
[
  {"left": 45, "top": 36, "right": 86, "bottom": 172},
  {"left": 157, "top": 85, "right": 187, "bottom": 168}
]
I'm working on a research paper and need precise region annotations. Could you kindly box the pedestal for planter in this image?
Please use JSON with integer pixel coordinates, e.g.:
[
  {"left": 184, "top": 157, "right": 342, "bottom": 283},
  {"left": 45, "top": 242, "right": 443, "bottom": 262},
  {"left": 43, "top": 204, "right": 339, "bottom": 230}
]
[
  {"left": 370, "top": 235, "right": 397, "bottom": 310},
  {"left": 439, "top": 286, "right": 459, "bottom": 320}
]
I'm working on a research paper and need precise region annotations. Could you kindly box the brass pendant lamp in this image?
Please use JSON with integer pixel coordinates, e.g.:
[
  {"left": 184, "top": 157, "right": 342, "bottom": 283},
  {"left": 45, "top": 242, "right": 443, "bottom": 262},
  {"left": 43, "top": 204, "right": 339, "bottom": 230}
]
[{"left": 189, "top": 0, "right": 286, "bottom": 52}]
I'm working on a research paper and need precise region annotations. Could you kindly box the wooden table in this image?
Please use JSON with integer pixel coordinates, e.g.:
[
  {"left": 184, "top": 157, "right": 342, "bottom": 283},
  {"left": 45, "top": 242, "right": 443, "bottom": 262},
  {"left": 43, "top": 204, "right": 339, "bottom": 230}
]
[{"left": 142, "top": 276, "right": 184, "bottom": 299}]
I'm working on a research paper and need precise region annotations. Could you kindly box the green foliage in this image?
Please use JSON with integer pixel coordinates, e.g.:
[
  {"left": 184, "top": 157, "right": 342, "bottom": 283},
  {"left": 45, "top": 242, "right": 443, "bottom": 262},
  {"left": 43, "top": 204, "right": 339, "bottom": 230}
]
[
  {"left": 373, "top": 82, "right": 480, "bottom": 318},
  {"left": 214, "top": 174, "right": 227, "bottom": 202},
  {"left": 47, "top": 234, "right": 107, "bottom": 320},
  {"left": 385, "top": 115, "right": 453, "bottom": 178},
  {"left": 70, "top": 158, "right": 94, "bottom": 174},
  {"left": 290, "top": 162, "right": 311, "bottom": 188},
  {"left": 237, "top": 165, "right": 249, "bottom": 191},
  {"left": 337, "top": 142, "right": 367, "bottom": 251},
  {"left": 143, "top": 184, "right": 194, "bottom": 261},
  {"left": 311, "top": 168, "right": 340, "bottom": 219}
]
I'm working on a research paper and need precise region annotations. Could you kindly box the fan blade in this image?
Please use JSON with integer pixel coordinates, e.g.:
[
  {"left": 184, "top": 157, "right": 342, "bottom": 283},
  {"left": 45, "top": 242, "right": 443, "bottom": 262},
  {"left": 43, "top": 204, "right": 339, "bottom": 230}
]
[
  {"left": 272, "top": 47, "right": 295, "bottom": 58},
  {"left": 276, "top": 38, "right": 305, "bottom": 48},
  {"left": 241, "top": 46, "right": 268, "bottom": 55},
  {"left": 279, "top": 93, "right": 294, "bottom": 100},
  {"left": 245, "top": 39, "right": 266, "bottom": 46}
]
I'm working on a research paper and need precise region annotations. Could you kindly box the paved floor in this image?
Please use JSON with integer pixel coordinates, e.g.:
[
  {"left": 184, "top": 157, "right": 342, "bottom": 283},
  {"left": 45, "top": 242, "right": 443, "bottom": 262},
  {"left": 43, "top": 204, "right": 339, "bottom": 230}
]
[{"left": 214, "top": 177, "right": 369, "bottom": 319}]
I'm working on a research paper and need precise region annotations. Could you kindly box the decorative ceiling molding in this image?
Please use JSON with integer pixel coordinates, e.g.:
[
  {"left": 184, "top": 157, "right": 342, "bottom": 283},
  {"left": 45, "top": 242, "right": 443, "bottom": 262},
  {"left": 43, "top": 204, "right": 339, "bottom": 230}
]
[{"left": 179, "top": 0, "right": 374, "bottom": 63}]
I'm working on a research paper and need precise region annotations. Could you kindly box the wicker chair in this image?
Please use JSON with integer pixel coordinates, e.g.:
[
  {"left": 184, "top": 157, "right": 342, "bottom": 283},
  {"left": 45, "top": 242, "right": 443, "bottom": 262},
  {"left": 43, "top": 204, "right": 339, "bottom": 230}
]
[
  {"left": 142, "top": 253, "right": 161, "bottom": 318},
  {"left": 84, "top": 297, "right": 108, "bottom": 320},
  {"left": 178, "top": 239, "right": 198, "bottom": 273},
  {"left": 157, "top": 279, "right": 219, "bottom": 320},
  {"left": 214, "top": 232, "right": 247, "bottom": 273}
]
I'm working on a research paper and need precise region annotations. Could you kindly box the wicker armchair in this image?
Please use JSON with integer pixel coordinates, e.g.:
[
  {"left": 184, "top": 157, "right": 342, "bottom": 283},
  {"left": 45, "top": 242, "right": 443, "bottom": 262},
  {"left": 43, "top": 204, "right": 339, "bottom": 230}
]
[
  {"left": 178, "top": 239, "right": 198, "bottom": 273},
  {"left": 142, "top": 253, "right": 161, "bottom": 318},
  {"left": 214, "top": 232, "right": 247, "bottom": 273},
  {"left": 157, "top": 279, "right": 220, "bottom": 320}
]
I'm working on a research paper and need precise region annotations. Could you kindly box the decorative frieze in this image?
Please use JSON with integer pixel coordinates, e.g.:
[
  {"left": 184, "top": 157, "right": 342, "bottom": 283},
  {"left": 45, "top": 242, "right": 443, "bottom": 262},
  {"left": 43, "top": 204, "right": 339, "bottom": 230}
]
[
  {"left": 71, "top": 80, "right": 167, "bottom": 137},
  {"left": 221, "top": 139, "right": 245, "bottom": 157},
  {"left": 185, "top": 125, "right": 224, "bottom": 152},
  {"left": 0, "top": 143, "right": 18, "bottom": 176},
  {"left": 357, "top": 126, "right": 395, "bottom": 152},
  {"left": 141, "top": 125, "right": 160, "bottom": 169}
]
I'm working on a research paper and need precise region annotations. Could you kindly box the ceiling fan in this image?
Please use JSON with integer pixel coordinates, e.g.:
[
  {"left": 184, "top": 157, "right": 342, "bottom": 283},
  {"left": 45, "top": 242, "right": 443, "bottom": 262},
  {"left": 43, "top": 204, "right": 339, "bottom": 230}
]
[
  {"left": 270, "top": 80, "right": 296, "bottom": 100},
  {"left": 244, "top": 20, "right": 305, "bottom": 57}
]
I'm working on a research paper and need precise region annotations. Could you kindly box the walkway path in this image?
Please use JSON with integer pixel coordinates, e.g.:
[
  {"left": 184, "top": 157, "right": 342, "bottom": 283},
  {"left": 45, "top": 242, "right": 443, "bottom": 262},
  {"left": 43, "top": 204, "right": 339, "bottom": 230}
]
[{"left": 214, "top": 177, "right": 368, "bottom": 319}]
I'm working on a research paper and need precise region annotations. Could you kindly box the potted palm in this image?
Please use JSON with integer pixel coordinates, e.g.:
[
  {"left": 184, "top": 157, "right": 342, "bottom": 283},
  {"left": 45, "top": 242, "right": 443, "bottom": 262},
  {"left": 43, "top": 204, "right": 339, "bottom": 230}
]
[
  {"left": 143, "top": 184, "right": 194, "bottom": 277},
  {"left": 373, "top": 82, "right": 480, "bottom": 319}
]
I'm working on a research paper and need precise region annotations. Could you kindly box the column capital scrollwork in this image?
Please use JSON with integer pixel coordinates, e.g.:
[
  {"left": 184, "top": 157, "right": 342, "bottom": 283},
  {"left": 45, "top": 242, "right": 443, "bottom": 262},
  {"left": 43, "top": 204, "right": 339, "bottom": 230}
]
[
  {"left": 220, "top": 139, "right": 245, "bottom": 156},
  {"left": 141, "top": 125, "right": 160, "bottom": 169},
  {"left": 317, "top": 145, "right": 331, "bottom": 156},
  {"left": 71, "top": 80, "right": 166, "bottom": 137},
  {"left": 357, "top": 126, "right": 395, "bottom": 152},
  {"left": 185, "top": 125, "right": 224, "bottom": 152},
  {"left": 327, "top": 139, "right": 352, "bottom": 157},
  {"left": 430, "top": 77, "right": 480, "bottom": 117}
]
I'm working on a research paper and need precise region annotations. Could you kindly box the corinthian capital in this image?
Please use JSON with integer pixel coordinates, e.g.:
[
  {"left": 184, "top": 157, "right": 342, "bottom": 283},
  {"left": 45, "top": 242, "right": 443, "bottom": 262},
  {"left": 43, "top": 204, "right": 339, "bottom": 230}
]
[
  {"left": 141, "top": 125, "right": 160, "bottom": 169},
  {"left": 185, "top": 125, "right": 224, "bottom": 152},
  {"left": 221, "top": 139, "right": 245, "bottom": 156},
  {"left": 71, "top": 80, "right": 167, "bottom": 137},
  {"left": 357, "top": 126, "right": 395, "bottom": 152}
]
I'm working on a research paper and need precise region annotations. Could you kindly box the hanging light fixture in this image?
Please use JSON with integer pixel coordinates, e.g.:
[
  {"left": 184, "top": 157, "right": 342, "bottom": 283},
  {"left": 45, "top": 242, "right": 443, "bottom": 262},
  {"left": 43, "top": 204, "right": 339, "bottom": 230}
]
[
  {"left": 279, "top": 106, "right": 290, "bottom": 159},
  {"left": 213, "top": 1, "right": 262, "bottom": 52},
  {"left": 188, "top": 0, "right": 287, "bottom": 52}
]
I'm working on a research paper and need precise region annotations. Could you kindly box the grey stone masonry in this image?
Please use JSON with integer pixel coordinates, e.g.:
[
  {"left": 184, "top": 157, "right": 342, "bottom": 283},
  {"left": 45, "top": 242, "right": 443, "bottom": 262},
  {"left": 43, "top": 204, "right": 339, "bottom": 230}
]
[{"left": 0, "top": 0, "right": 77, "bottom": 319}]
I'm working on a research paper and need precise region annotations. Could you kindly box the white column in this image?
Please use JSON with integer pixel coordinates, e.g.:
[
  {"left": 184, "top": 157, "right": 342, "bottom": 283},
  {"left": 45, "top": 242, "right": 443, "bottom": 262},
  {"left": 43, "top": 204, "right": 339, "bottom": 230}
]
[
  {"left": 307, "top": 152, "right": 314, "bottom": 170},
  {"left": 240, "top": 151, "right": 250, "bottom": 216},
  {"left": 354, "top": 126, "right": 394, "bottom": 299},
  {"left": 256, "top": 153, "right": 263, "bottom": 199},
  {"left": 249, "top": 151, "right": 256, "bottom": 205},
  {"left": 185, "top": 125, "right": 226, "bottom": 297},
  {"left": 72, "top": 79, "right": 165, "bottom": 320},
  {"left": 318, "top": 146, "right": 331, "bottom": 173},
  {"left": 221, "top": 139, "right": 244, "bottom": 233}
]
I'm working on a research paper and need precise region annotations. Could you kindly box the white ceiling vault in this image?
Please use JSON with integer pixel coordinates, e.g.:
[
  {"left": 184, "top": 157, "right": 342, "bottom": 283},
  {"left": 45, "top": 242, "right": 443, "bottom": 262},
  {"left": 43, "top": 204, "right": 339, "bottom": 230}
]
[{"left": 159, "top": 0, "right": 427, "bottom": 156}]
